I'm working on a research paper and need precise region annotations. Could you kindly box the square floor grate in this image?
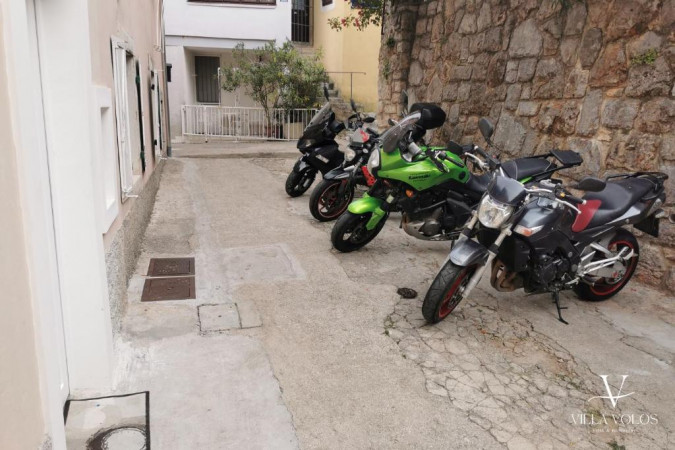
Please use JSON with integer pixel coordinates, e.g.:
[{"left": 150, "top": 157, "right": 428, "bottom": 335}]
[
  {"left": 147, "top": 257, "right": 195, "bottom": 277},
  {"left": 141, "top": 277, "right": 196, "bottom": 302}
]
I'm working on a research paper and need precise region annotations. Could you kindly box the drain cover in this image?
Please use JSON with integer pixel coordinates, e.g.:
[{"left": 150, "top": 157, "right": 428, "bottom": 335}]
[
  {"left": 147, "top": 257, "right": 195, "bottom": 277},
  {"left": 141, "top": 277, "right": 196, "bottom": 301}
]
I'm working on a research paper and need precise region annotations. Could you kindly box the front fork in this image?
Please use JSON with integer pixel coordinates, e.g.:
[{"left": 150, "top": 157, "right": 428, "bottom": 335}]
[
  {"left": 459, "top": 216, "right": 512, "bottom": 300},
  {"left": 366, "top": 193, "right": 395, "bottom": 230}
]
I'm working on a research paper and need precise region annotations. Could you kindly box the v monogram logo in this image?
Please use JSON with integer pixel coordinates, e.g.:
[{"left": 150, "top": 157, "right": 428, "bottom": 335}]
[{"left": 588, "top": 375, "right": 634, "bottom": 408}]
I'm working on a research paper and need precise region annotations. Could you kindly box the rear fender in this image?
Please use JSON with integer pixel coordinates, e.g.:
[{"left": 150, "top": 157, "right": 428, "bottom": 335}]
[{"left": 449, "top": 239, "right": 489, "bottom": 267}]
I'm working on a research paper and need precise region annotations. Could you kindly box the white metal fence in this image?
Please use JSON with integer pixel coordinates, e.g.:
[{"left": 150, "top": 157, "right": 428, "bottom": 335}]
[{"left": 181, "top": 105, "right": 318, "bottom": 140}]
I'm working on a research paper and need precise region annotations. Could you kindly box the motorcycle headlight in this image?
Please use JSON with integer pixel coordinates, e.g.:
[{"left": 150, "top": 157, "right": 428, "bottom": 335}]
[
  {"left": 478, "top": 196, "right": 513, "bottom": 229},
  {"left": 344, "top": 148, "right": 357, "bottom": 162},
  {"left": 367, "top": 149, "right": 381, "bottom": 174}
]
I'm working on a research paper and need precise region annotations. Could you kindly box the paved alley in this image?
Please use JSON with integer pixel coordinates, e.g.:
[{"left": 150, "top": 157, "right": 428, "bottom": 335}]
[{"left": 114, "top": 143, "right": 673, "bottom": 449}]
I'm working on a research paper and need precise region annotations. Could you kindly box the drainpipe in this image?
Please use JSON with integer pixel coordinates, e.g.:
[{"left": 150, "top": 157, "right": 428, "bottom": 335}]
[{"left": 160, "top": 0, "right": 172, "bottom": 156}]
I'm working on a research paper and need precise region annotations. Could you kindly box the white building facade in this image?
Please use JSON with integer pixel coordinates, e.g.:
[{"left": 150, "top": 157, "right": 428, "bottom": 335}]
[
  {"left": 164, "top": 0, "right": 296, "bottom": 141},
  {"left": 0, "top": 0, "right": 169, "bottom": 448}
]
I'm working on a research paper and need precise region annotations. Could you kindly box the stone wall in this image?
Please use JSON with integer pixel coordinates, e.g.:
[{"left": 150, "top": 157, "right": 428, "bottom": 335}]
[{"left": 378, "top": 0, "right": 674, "bottom": 290}]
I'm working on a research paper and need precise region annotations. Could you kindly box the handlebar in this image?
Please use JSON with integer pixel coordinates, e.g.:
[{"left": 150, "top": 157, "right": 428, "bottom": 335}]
[
  {"left": 471, "top": 145, "right": 500, "bottom": 169},
  {"left": 525, "top": 186, "right": 585, "bottom": 213}
]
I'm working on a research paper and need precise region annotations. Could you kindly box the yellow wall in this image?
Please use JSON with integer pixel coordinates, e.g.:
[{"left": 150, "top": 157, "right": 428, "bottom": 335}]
[
  {"left": 0, "top": 8, "right": 48, "bottom": 449},
  {"left": 312, "top": 0, "right": 381, "bottom": 111}
]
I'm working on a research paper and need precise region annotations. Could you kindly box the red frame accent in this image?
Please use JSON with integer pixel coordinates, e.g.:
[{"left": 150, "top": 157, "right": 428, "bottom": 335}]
[
  {"left": 362, "top": 166, "right": 376, "bottom": 186},
  {"left": 571, "top": 199, "right": 602, "bottom": 232}
]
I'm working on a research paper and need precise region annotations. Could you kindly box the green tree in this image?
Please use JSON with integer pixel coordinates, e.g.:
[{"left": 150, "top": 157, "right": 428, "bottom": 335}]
[{"left": 220, "top": 41, "right": 326, "bottom": 125}]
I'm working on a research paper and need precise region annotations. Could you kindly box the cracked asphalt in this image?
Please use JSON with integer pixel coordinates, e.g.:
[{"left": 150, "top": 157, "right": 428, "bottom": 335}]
[{"left": 119, "top": 143, "right": 673, "bottom": 449}]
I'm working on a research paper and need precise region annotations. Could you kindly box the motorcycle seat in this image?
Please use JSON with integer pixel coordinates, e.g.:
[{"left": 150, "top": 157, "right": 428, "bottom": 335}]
[
  {"left": 572, "top": 178, "right": 654, "bottom": 232},
  {"left": 465, "top": 172, "right": 491, "bottom": 193},
  {"left": 501, "top": 157, "right": 555, "bottom": 181}
]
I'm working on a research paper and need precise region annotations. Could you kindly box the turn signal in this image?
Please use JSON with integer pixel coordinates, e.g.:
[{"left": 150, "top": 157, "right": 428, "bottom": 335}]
[
  {"left": 406, "top": 189, "right": 414, "bottom": 198},
  {"left": 513, "top": 224, "right": 544, "bottom": 237}
]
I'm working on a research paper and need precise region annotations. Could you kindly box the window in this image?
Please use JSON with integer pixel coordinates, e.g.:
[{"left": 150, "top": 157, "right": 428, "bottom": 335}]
[
  {"left": 322, "top": 0, "right": 332, "bottom": 6},
  {"left": 292, "top": 0, "right": 311, "bottom": 43},
  {"left": 187, "top": 0, "right": 276, "bottom": 5},
  {"left": 195, "top": 56, "right": 220, "bottom": 104}
]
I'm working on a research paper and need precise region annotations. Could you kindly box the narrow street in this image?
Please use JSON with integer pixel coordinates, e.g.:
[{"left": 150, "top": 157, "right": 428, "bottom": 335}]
[{"left": 115, "top": 142, "right": 673, "bottom": 449}]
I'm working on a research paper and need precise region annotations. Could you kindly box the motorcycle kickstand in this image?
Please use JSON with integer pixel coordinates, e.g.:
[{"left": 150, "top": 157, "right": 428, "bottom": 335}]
[{"left": 551, "top": 289, "right": 569, "bottom": 325}]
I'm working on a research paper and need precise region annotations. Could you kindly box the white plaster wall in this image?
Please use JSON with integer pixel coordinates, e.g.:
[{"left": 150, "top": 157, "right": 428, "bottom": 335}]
[
  {"left": 164, "top": 0, "right": 291, "bottom": 46},
  {"left": 0, "top": 6, "right": 48, "bottom": 448}
]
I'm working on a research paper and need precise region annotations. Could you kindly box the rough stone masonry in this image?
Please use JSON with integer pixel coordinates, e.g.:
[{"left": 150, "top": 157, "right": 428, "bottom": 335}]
[{"left": 377, "top": 0, "right": 675, "bottom": 291}]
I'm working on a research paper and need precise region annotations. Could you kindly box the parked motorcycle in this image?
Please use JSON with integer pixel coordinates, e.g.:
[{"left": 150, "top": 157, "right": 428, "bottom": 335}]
[
  {"left": 330, "top": 106, "right": 583, "bottom": 252},
  {"left": 422, "top": 118, "right": 669, "bottom": 324},
  {"left": 285, "top": 87, "right": 350, "bottom": 197},
  {"left": 309, "top": 99, "right": 379, "bottom": 221}
]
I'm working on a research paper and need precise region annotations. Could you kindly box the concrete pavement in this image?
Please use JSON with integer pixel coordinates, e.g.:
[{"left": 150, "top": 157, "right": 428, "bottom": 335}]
[{"left": 113, "top": 142, "right": 673, "bottom": 449}]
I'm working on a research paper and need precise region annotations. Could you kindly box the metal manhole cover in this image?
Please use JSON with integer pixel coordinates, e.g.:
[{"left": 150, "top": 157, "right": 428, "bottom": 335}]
[
  {"left": 147, "top": 257, "right": 195, "bottom": 276},
  {"left": 141, "top": 277, "right": 196, "bottom": 302}
]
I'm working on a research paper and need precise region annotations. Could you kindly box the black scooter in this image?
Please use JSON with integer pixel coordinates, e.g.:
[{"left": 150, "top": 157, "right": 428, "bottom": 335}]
[
  {"left": 422, "top": 118, "right": 669, "bottom": 324},
  {"left": 285, "top": 88, "right": 350, "bottom": 197}
]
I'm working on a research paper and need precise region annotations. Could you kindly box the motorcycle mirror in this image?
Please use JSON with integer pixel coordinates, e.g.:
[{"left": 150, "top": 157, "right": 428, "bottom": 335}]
[
  {"left": 364, "top": 116, "right": 375, "bottom": 123},
  {"left": 323, "top": 85, "right": 330, "bottom": 101},
  {"left": 388, "top": 118, "right": 397, "bottom": 126},
  {"left": 350, "top": 98, "right": 357, "bottom": 112},
  {"left": 446, "top": 140, "right": 464, "bottom": 156},
  {"left": 574, "top": 176, "right": 606, "bottom": 192},
  {"left": 478, "top": 118, "right": 494, "bottom": 141}
]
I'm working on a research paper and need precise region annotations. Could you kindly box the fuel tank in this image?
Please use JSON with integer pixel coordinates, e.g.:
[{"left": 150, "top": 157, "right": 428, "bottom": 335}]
[{"left": 377, "top": 147, "right": 470, "bottom": 191}]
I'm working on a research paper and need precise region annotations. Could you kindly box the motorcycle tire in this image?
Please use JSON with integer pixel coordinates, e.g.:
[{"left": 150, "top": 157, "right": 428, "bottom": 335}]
[
  {"left": 285, "top": 169, "right": 316, "bottom": 197},
  {"left": 309, "top": 179, "right": 355, "bottom": 222},
  {"left": 331, "top": 211, "right": 387, "bottom": 253},
  {"left": 422, "top": 261, "right": 477, "bottom": 324},
  {"left": 574, "top": 229, "right": 639, "bottom": 302}
]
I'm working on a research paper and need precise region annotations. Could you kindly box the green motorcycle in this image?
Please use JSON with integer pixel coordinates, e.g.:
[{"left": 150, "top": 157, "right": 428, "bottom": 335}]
[{"left": 330, "top": 105, "right": 583, "bottom": 252}]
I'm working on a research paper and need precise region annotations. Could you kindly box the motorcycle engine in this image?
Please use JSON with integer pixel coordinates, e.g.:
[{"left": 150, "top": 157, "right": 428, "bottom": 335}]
[
  {"left": 402, "top": 207, "right": 445, "bottom": 240},
  {"left": 530, "top": 254, "right": 570, "bottom": 286}
]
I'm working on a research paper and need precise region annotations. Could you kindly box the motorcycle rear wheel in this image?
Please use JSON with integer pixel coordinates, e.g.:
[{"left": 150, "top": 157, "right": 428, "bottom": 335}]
[
  {"left": 574, "top": 229, "right": 639, "bottom": 302},
  {"left": 309, "top": 179, "right": 355, "bottom": 222},
  {"left": 285, "top": 169, "right": 316, "bottom": 197},
  {"left": 331, "top": 211, "right": 387, "bottom": 252},
  {"left": 422, "top": 262, "right": 477, "bottom": 324}
]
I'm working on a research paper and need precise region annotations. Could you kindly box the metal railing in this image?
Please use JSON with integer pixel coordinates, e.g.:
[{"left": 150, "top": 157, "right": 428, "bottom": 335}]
[
  {"left": 325, "top": 71, "right": 367, "bottom": 101},
  {"left": 181, "top": 105, "right": 318, "bottom": 140}
]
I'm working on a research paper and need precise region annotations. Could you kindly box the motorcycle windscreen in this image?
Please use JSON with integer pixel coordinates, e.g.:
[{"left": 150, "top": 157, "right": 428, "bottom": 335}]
[
  {"left": 381, "top": 111, "right": 421, "bottom": 153},
  {"left": 301, "top": 103, "right": 333, "bottom": 140}
]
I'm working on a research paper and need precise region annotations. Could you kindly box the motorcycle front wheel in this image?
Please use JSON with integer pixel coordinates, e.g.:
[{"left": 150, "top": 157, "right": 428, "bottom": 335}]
[
  {"left": 422, "top": 261, "right": 477, "bottom": 324},
  {"left": 309, "top": 179, "right": 355, "bottom": 222},
  {"left": 285, "top": 169, "right": 316, "bottom": 197},
  {"left": 331, "top": 211, "right": 387, "bottom": 252}
]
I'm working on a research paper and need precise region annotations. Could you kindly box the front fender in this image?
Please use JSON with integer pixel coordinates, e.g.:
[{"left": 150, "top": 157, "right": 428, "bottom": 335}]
[
  {"left": 449, "top": 239, "right": 489, "bottom": 267},
  {"left": 324, "top": 166, "right": 352, "bottom": 180},
  {"left": 347, "top": 195, "right": 382, "bottom": 215},
  {"left": 348, "top": 196, "right": 387, "bottom": 230},
  {"left": 293, "top": 156, "right": 311, "bottom": 173}
]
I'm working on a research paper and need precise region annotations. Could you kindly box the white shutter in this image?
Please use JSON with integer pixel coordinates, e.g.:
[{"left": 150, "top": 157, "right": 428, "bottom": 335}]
[{"left": 111, "top": 38, "right": 134, "bottom": 196}]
